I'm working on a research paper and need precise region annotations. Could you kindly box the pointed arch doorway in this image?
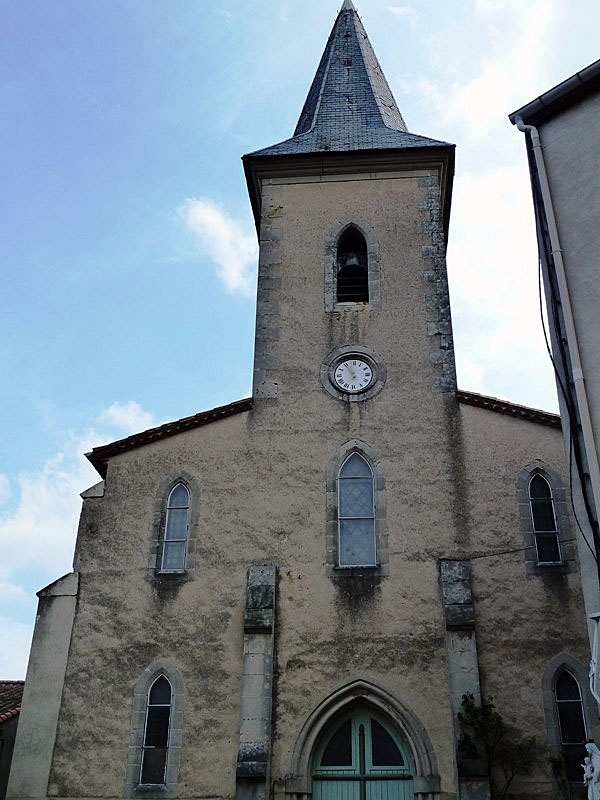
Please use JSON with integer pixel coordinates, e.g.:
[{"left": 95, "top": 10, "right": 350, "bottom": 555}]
[
  {"left": 285, "top": 679, "right": 439, "bottom": 800},
  {"left": 312, "top": 708, "right": 414, "bottom": 800}
]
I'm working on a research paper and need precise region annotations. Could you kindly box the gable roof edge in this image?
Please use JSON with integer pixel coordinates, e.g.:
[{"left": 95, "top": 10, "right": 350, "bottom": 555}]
[
  {"left": 86, "top": 397, "right": 253, "bottom": 478},
  {"left": 509, "top": 58, "right": 600, "bottom": 126},
  {"left": 457, "top": 389, "right": 561, "bottom": 429}
]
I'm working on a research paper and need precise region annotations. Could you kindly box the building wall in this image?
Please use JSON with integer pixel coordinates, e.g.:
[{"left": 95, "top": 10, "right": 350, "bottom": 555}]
[
  {"left": 535, "top": 94, "right": 600, "bottom": 626},
  {"left": 11, "top": 163, "right": 593, "bottom": 800},
  {"left": 539, "top": 93, "right": 600, "bottom": 441},
  {"left": 1, "top": 718, "right": 19, "bottom": 800},
  {"left": 42, "top": 166, "right": 461, "bottom": 799},
  {"left": 460, "top": 402, "right": 594, "bottom": 795},
  {"left": 252, "top": 168, "right": 459, "bottom": 795},
  {"left": 7, "top": 574, "right": 78, "bottom": 800}
]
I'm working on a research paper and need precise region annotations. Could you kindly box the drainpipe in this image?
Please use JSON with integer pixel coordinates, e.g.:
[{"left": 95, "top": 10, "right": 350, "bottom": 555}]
[{"left": 514, "top": 117, "right": 600, "bottom": 701}]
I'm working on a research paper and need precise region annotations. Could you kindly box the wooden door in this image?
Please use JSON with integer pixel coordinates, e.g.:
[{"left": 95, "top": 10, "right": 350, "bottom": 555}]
[{"left": 312, "top": 711, "right": 414, "bottom": 800}]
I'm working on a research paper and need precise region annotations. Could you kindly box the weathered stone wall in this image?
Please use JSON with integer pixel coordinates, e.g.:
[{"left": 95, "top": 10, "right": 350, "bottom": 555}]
[
  {"left": 41, "top": 167, "right": 462, "bottom": 800},
  {"left": 251, "top": 170, "right": 460, "bottom": 796},
  {"left": 459, "top": 402, "right": 595, "bottom": 796},
  {"left": 7, "top": 573, "right": 78, "bottom": 800},
  {"left": 21, "top": 166, "right": 592, "bottom": 800},
  {"left": 48, "top": 414, "right": 253, "bottom": 800}
]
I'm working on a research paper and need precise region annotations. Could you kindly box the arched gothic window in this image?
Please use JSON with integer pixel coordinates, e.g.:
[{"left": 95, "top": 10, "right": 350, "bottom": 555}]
[
  {"left": 140, "top": 675, "right": 172, "bottom": 785},
  {"left": 338, "top": 453, "right": 376, "bottom": 567},
  {"left": 336, "top": 227, "right": 368, "bottom": 303},
  {"left": 313, "top": 709, "right": 413, "bottom": 798},
  {"left": 160, "top": 483, "right": 190, "bottom": 572},
  {"left": 529, "top": 474, "right": 561, "bottom": 563},
  {"left": 554, "top": 670, "right": 586, "bottom": 781},
  {"left": 125, "top": 660, "right": 184, "bottom": 797}
]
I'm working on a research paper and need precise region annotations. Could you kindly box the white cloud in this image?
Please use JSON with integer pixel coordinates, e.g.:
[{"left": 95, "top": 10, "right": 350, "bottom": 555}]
[
  {"left": 0, "top": 617, "right": 33, "bottom": 679},
  {"left": 0, "top": 401, "right": 158, "bottom": 678},
  {"left": 179, "top": 197, "right": 258, "bottom": 297},
  {"left": 411, "top": 1, "right": 558, "bottom": 144},
  {"left": 0, "top": 474, "right": 10, "bottom": 506},
  {"left": 447, "top": 165, "right": 558, "bottom": 411},
  {"left": 97, "top": 401, "right": 157, "bottom": 435},
  {"left": 0, "top": 444, "right": 93, "bottom": 579},
  {"left": 386, "top": 6, "right": 413, "bottom": 18},
  {"left": 386, "top": 5, "right": 417, "bottom": 29},
  {"left": 385, "top": 0, "right": 561, "bottom": 412}
]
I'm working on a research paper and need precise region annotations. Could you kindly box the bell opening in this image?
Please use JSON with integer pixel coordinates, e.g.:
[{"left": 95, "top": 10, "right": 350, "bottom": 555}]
[{"left": 337, "top": 227, "right": 368, "bottom": 303}]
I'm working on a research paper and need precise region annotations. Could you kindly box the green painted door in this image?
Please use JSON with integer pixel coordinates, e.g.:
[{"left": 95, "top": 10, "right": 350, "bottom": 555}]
[{"left": 313, "top": 711, "right": 414, "bottom": 800}]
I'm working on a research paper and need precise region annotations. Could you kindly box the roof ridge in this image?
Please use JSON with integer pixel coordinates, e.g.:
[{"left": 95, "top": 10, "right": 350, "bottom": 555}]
[
  {"left": 293, "top": 9, "right": 338, "bottom": 137},
  {"left": 457, "top": 389, "right": 560, "bottom": 428},
  {"left": 87, "top": 397, "right": 253, "bottom": 478},
  {"left": 351, "top": 8, "right": 407, "bottom": 133}
]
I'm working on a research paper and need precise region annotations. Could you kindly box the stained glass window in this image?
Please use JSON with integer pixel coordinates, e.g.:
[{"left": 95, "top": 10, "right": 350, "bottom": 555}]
[
  {"left": 555, "top": 670, "right": 586, "bottom": 781},
  {"left": 338, "top": 454, "right": 376, "bottom": 567},
  {"left": 161, "top": 483, "right": 190, "bottom": 571},
  {"left": 140, "top": 676, "right": 172, "bottom": 784},
  {"left": 529, "top": 475, "right": 561, "bottom": 563}
]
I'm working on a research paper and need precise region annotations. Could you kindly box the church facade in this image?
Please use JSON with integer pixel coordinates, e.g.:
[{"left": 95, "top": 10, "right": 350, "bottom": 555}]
[{"left": 8, "top": 4, "right": 598, "bottom": 800}]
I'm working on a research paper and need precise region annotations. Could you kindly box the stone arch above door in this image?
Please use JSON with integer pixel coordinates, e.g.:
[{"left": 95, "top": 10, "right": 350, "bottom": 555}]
[{"left": 284, "top": 679, "right": 440, "bottom": 799}]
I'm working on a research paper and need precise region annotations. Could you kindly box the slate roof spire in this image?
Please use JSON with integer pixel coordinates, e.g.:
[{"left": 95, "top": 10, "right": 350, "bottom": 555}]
[{"left": 248, "top": 2, "right": 448, "bottom": 157}]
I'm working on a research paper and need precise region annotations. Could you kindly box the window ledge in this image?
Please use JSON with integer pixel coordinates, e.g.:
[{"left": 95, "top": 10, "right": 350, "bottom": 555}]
[
  {"left": 135, "top": 784, "right": 167, "bottom": 793},
  {"left": 334, "top": 564, "right": 380, "bottom": 573},
  {"left": 154, "top": 569, "right": 188, "bottom": 581},
  {"left": 333, "top": 302, "right": 370, "bottom": 312},
  {"left": 156, "top": 568, "right": 187, "bottom": 575},
  {"left": 526, "top": 560, "right": 572, "bottom": 576}
]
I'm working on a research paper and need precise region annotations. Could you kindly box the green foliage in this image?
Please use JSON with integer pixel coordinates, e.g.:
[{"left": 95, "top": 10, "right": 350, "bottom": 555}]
[{"left": 458, "top": 693, "right": 537, "bottom": 800}]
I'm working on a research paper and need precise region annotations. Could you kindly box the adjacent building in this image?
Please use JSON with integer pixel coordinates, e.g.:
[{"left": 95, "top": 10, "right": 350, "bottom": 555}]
[
  {"left": 509, "top": 60, "right": 600, "bottom": 676},
  {"left": 0, "top": 681, "right": 24, "bottom": 800}
]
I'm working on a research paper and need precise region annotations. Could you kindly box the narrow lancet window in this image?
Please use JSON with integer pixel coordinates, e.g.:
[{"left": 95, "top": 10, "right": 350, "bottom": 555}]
[
  {"left": 337, "top": 227, "right": 368, "bottom": 303},
  {"left": 338, "top": 453, "right": 376, "bottom": 566},
  {"left": 140, "top": 676, "right": 172, "bottom": 785},
  {"left": 529, "top": 474, "right": 561, "bottom": 563},
  {"left": 555, "top": 670, "right": 586, "bottom": 781},
  {"left": 161, "top": 483, "right": 190, "bottom": 571}
]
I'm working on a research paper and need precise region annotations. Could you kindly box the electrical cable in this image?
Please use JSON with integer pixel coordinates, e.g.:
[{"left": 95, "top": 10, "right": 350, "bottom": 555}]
[
  {"left": 536, "top": 254, "right": 597, "bottom": 560},
  {"left": 526, "top": 134, "right": 600, "bottom": 568}
]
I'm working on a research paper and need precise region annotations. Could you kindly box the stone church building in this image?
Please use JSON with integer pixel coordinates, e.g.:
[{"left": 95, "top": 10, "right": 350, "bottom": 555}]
[{"left": 7, "top": 3, "right": 599, "bottom": 800}]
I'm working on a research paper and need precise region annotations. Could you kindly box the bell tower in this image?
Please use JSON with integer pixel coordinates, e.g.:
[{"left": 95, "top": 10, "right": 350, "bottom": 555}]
[
  {"left": 242, "top": 5, "right": 463, "bottom": 796},
  {"left": 243, "top": 0, "right": 455, "bottom": 410}
]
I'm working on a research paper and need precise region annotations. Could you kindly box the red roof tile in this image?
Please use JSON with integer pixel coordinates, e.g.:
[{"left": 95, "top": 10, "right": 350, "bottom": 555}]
[
  {"left": 457, "top": 390, "right": 561, "bottom": 428},
  {"left": 86, "top": 397, "right": 253, "bottom": 478},
  {"left": 0, "top": 680, "right": 24, "bottom": 724},
  {"left": 84, "top": 390, "right": 559, "bottom": 481}
]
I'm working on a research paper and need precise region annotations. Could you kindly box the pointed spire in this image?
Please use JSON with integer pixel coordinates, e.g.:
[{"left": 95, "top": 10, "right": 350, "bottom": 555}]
[{"left": 247, "top": 4, "right": 448, "bottom": 157}]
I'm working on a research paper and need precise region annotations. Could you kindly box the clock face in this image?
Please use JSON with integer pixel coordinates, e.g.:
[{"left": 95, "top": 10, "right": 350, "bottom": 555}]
[{"left": 333, "top": 357, "right": 374, "bottom": 393}]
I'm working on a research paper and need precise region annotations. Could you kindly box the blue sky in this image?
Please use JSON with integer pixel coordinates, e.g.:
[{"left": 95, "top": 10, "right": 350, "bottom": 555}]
[{"left": 2, "top": 0, "right": 600, "bottom": 678}]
